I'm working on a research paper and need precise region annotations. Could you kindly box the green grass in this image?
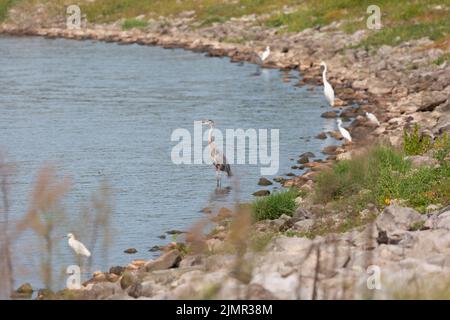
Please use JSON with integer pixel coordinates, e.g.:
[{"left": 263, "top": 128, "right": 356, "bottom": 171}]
[
  {"left": 3, "top": 1, "right": 449, "bottom": 49},
  {"left": 250, "top": 232, "right": 276, "bottom": 252},
  {"left": 0, "top": 0, "right": 15, "bottom": 22},
  {"left": 81, "top": 0, "right": 299, "bottom": 24},
  {"left": 266, "top": 0, "right": 450, "bottom": 47},
  {"left": 433, "top": 52, "right": 450, "bottom": 65},
  {"left": 403, "top": 124, "right": 433, "bottom": 156},
  {"left": 122, "top": 18, "right": 148, "bottom": 30},
  {"left": 314, "top": 144, "right": 450, "bottom": 213},
  {"left": 359, "top": 19, "right": 450, "bottom": 48},
  {"left": 252, "top": 189, "right": 299, "bottom": 221}
]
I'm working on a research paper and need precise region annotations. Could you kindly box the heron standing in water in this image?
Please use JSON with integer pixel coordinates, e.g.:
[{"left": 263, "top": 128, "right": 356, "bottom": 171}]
[{"left": 201, "top": 120, "right": 232, "bottom": 188}]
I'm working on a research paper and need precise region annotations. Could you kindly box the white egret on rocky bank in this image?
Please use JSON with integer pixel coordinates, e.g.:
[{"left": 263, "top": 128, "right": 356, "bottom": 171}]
[
  {"left": 201, "top": 120, "right": 232, "bottom": 188},
  {"left": 320, "top": 61, "right": 335, "bottom": 107},
  {"left": 67, "top": 233, "right": 91, "bottom": 257},
  {"left": 366, "top": 111, "right": 380, "bottom": 126},
  {"left": 259, "top": 46, "right": 270, "bottom": 63},
  {"left": 337, "top": 119, "right": 352, "bottom": 143}
]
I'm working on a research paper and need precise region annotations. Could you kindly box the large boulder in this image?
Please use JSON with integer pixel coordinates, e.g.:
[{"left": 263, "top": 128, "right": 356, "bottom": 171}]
[
  {"left": 144, "top": 249, "right": 182, "bottom": 272},
  {"left": 376, "top": 205, "right": 426, "bottom": 235}
]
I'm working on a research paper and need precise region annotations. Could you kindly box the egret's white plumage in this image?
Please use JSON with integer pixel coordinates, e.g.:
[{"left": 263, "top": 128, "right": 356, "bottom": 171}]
[
  {"left": 259, "top": 46, "right": 270, "bottom": 63},
  {"left": 67, "top": 233, "right": 91, "bottom": 257},
  {"left": 337, "top": 119, "right": 352, "bottom": 143},
  {"left": 365, "top": 112, "right": 380, "bottom": 126},
  {"left": 320, "top": 61, "right": 335, "bottom": 107}
]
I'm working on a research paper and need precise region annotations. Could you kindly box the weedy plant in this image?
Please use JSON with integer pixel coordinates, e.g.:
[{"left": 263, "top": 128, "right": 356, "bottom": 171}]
[{"left": 251, "top": 189, "right": 300, "bottom": 221}]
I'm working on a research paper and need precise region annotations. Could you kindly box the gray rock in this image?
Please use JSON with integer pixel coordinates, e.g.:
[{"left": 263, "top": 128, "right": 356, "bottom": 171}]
[
  {"left": 179, "top": 255, "right": 204, "bottom": 268},
  {"left": 300, "top": 152, "right": 315, "bottom": 158},
  {"left": 120, "top": 271, "right": 140, "bottom": 290},
  {"left": 315, "top": 132, "right": 327, "bottom": 140},
  {"left": 91, "top": 282, "right": 121, "bottom": 299},
  {"left": 436, "top": 211, "right": 450, "bottom": 231},
  {"left": 109, "top": 266, "right": 125, "bottom": 276},
  {"left": 405, "top": 155, "right": 438, "bottom": 168},
  {"left": 253, "top": 190, "right": 270, "bottom": 197},
  {"left": 298, "top": 155, "right": 310, "bottom": 164},
  {"left": 128, "top": 283, "right": 143, "bottom": 298},
  {"left": 376, "top": 205, "right": 425, "bottom": 235},
  {"left": 322, "top": 145, "right": 339, "bottom": 155},
  {"left": 144, "top": 249, "right": 182, "bottom": 272},
  {"left": 293, "top": 219, "right": 314, "bottom": 231},
  {"left": 258, "top": 177, "right": 273, "bottom": 186},
  {"left": 321, "top": 111, "right": 338, "bottom": 118},
  {"left": 292, "top": 207, "right": 313, "bottom": 221},
  {"left": 417, "top": 93, "right": 447, "bottom": 112}
]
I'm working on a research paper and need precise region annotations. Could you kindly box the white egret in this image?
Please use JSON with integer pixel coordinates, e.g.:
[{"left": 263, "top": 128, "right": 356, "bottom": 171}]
[
  {"left": 337, "top": 119, "right": 352, "bottom": 143},
  {"left": 320, "top": 61, "right": 335, "bottom": 107},
  {"left": 202, "top": 120, "right": 232, "bottom": 188},
  {"left": 259, "top": 46, "right": 270, "bottom": 63},
  {"left": 365, "top": 112, "right": 380, "bottom": 126},
  {"left": 67, "top": 233, "right": 91, "bottom": 257}
]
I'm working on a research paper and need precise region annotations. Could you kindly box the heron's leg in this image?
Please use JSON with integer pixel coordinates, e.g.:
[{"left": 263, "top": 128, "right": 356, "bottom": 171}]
[{"left": 216, "top": 170, "right": 220, "bottom": 188}]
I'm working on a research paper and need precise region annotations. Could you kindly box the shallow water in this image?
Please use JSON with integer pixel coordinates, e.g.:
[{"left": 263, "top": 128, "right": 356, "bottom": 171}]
[{"left": 0, "top": 35, "right": 337, "bottom": 290}]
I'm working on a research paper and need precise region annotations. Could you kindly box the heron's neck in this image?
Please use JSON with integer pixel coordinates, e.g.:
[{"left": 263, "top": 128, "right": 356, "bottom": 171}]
[
  {"left": 322, "top": 66, "right": 327, "bottom": 84},
  {"left": 208, "top": 126, "right": 214, "bottom": 144}
]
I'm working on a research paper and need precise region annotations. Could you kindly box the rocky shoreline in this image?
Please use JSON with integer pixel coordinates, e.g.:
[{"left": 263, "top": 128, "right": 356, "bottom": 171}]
[{"left": 3, "top": 12, "right": 449, "bottom": 299}]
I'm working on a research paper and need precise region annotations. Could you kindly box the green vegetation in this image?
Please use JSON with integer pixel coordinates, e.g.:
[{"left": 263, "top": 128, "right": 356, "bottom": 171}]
[
  {"left": 403, "top": 124, "right": 449, "bottom": 159},
  {"left": 267, "top": 0, "right": 450, "bottom": 47},
  {"left": 314, "top": 143, "right": 450, "bottom": 213},
  {"left": 359, "top": 20, "right": 450, "bottom": 48},
  {"left": 250, "top": 232, "right": 276, "bottom": 252},
  {"left": 0, "top": 0, "right": 15, "bottom": 22},
  {"left": 2, "top": 1, "right": 449, "bottom": 49},
  {"left": 252, "top": 189, "right": 299, "bottom": 221},
  {"left": 433, "top": 53, "right": 450, "bottom": 65},
  {"left": 403, "top": 124, "right": 433, "bottom": 156},
  {"left": 81, "top": 0, "right": 299, "bottom": 24},
  {"left": 122, "top": 18, "right": 148, "bottom": 30}
]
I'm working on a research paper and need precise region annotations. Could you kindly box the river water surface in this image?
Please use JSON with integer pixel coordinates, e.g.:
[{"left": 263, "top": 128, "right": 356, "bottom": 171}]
[{"left": 0, "top": 35, "right": 337, "bottom": 289}]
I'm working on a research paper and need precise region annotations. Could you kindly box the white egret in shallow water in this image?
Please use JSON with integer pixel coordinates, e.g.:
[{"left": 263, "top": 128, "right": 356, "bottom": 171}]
[
  {"left": 67, "top": 233, "right": 91, "bottom": 257},
  {"left": 365, "top": 112, "right": 380, "bottom": 126},
  {"left": 337, "top": 119, "right": 352, "bottom": 143},
  {"left": 201, "top": 120, "right": 232, "bottom": 188},
  {"left": 320, "top": 61, "right": 335, "bottom": 107}
]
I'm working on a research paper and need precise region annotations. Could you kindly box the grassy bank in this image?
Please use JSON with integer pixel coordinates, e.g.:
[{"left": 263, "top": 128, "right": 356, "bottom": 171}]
[
  {"left": 314, "top": 133, "right": 449, "bottom": 214},
  {"left": 0, "top": 0, "right": 15, "bottom": 22},
  {"left": 3, "top": 1, "right": 448, "bottom": 48}
]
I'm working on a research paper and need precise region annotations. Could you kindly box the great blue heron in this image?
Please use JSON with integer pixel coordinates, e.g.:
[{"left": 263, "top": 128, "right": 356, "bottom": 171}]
[
  {"left": 201, "top": 120, "right": 232, "bottom": 188},
  {"left": 320, "top": 61, "right": 335, "bottom": 107},
  {"left": 366, "top": 112, "right": 380, "bottom": 126},
  {"left": 337, "top": 119, "right": 352, "bottom": 143},
  {"left": 66, "top": 233, "right": 91, "bottom": 257}
]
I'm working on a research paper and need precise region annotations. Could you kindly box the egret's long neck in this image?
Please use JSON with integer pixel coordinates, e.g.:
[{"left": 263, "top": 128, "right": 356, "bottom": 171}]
[{"left": 322, "top": 65, "right": 327, "bottom": 84}]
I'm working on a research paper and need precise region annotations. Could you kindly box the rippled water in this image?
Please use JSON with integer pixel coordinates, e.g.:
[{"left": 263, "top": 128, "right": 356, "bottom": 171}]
[{"left": 0, "top": 35, "right": 336, "bottom": 289}]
